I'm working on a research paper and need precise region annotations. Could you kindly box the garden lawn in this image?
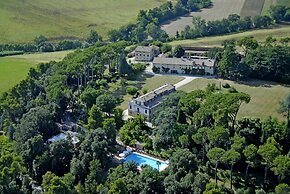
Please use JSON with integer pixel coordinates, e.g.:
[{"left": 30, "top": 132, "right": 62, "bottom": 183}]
[
  {"left": 178, "top": 78, "right": 290, "bottom": 121},
  {"left": 0, "top": 58, "right": 37, "bottom": 94}
]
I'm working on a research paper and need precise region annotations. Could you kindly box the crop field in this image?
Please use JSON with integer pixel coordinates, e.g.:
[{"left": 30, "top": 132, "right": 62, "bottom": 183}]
[
  {"left": 240, "top": 0, "right": 265, "bottom": 17},
  {"left": 178, "top": 78, "right": 290, "bottom": 121},
  {"left": 162, "top": 0, "right": 265, "bottom": 36},
  {"left": 0, "top": 0, "right": 166, "bottom": 43},
  {"left": 0, "top": 51, "right": 72, "bottom": 94},
  {"left": 168, "top": 25, "right": 290, "bottom": 47}
]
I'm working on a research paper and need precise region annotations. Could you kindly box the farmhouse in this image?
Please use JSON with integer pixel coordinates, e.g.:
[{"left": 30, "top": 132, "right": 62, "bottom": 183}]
[
  {"left": 128, "top": 84, "right": 176, "bottom": 120},
  {"left": 152, "top": 57, "right": 216, "bottom": 76},
  {"left": 134, "top": 45, "right": 160, "bottom": 61}
]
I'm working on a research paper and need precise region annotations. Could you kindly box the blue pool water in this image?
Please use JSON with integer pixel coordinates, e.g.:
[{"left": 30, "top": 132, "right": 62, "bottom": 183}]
[{"left": 124, "top": 153, "right": 168, "bottom": 171}]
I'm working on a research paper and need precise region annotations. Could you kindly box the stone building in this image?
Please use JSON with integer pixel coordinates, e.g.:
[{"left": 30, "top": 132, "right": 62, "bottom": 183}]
[
  {"left": 152, "top": 57, "right": 216, "bottom": 76},
  {"left": 134, "top": 45, "right": 160, "bottom": 61},
  {"left": 128, "top": 84, "right": 176, "bottom": 120}
]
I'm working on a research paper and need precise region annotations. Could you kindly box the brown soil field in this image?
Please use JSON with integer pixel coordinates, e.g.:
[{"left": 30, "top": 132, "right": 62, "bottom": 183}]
[
  {"left": 162, "top": 0, "right": 265, "bottom": 36},
  {"left": 240, "top": 0, "right": 265, "bottom": 17}
]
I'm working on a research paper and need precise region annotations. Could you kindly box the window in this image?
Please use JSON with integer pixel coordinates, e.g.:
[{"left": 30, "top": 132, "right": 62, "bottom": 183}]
[
  {"left": 145, "top": 110, "right": 147, "bottom": 114},
  {"left": 137, "top": 108, "right": 140, "bottom": 113},
  {"left": 129, "top": 105, "right": 132, "bottom": 109}
]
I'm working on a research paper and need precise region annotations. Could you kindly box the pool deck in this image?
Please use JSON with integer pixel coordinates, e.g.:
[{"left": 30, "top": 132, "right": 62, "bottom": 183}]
[{"left": 133, "top": 152, "right": 166, "bottom": 163}]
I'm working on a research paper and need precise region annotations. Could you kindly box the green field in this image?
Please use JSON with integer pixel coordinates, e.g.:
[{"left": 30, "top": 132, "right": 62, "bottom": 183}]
[
  {"left": 0, "top": 0, "right": 165, "bottom": 43},
  {"left": 262, "top": 0, "right": 290, "bottom": 15},
  {"left": 276, "top": 0, "right": 290, "bottom": 7},
  {"left": 8, "top": 50, "right": 74, "bottom": 63},
  {"left": 0, "top": 50, "right": 72, "bottom": 94},
  {"left": 169, "top": 25, "right": 290, "bottom": 47},
  {"left": 0, "top": 58, "right": 37, "bottom": 94},
  {"left": 262, "top": 0, "right": 274, "bottom": 15},
  {"left": 178, "top": 78, "right": 290, "bottom": 121}
]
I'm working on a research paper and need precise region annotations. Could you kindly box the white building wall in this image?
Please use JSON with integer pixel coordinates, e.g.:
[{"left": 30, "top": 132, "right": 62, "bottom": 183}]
[
  {"left": 153, "top": 63, "right": 215, "bottom": 75},
  {"left": 128, "top": 100, "right": 150, "bottom": 118},
  {"left": 135, "top": 51, "right": 153, "bottom": 61}
]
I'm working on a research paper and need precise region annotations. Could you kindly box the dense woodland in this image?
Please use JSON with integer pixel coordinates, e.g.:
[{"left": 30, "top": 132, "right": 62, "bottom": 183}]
[
  {"left": 0, "top": 1, "right": 290, "bottom": 193},
  {"left": 214, "top": 37, "right": 290, "bottom": 84},
  {"left": 0, "top": 38, "right": 290, "bottom": 193}
]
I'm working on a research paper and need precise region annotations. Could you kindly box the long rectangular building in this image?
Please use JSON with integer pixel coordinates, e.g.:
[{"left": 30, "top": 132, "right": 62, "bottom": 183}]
[
  {"left": 128, "top": 84, "right": 176, "bottom": 120},
  {"left": 152, "top": 57, "right": 216, "bottom": 76}
]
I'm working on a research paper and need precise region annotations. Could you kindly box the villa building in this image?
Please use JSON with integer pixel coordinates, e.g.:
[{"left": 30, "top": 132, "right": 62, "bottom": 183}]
[
  {"left": 152, "top": 57, "right": 216, "bottom": 76},
  {"left": 134, "top": 45, "right": 160, "bottom": 62},
  {"left": 128, "top": 84, "right": 176, "bottom": 120}
]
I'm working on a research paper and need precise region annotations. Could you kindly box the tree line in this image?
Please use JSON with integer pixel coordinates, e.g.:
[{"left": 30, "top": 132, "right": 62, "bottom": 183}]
[
  {"left": 178, "top": 14, "right": 272, "bottom": 40},
  {"left": 108, "top": 0, "right": 211, "bottom": 43},
  {"left": 0, "top": 30, "right": 103, "bottom": 56},
  {"left": 215, "top": 37, "right": 290, "bottom": 84}
]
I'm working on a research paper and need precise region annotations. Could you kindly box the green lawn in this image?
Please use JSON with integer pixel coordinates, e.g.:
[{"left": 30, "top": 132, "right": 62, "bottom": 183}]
[
  {"left": 0, "top": 0, "right": 166, "bottom": 43},
  {"left": 0, "top": 58, "right": 37, "bottom": 94},
  {"left": 178, "top": 78, "right": 290, "bottom": 121},
  {"left": 118, "top": 75, "right": 185, "bottom": 110},
  {"left": 169, "top": 25, "right": 290, "bottom": 47}
]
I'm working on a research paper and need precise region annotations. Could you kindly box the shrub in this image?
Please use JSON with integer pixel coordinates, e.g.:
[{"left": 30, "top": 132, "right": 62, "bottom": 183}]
[
  {"left": 222, "top": 83, "right": 230, "bottom": 88},
  {"left": 228, "top": 87, "right": 238, "bottom": 93},
  {"left": 130, "top": 63, "right": 146, "bottom": 74},
  {"left": 126, "top": 86, "right": 138, "bottom": 95},
  {"left": 0, "top": 51, "right": 24, "bottom": 57},
  {"left": 142, "top": 88, "right": 148, "bottom": 95}
]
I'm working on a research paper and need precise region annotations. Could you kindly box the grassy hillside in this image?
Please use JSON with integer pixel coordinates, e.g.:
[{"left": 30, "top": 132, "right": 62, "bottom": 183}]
[
  {"left": 178, "top": 78, "right": 290, "bottom": 121},
  {"left": 0, "top": 58, "right": 37, "bottom": 94},
  {"left": 0, "top": 0, "right": 165, "bottom": 44},
  {"left": 0, "top": 51, "right": 72, "bottom": 94},
  {"left": 169, "top": 25, "right": 290, "bottom": 47},
  {"left": 276, "top": 0, "right": 290, "bottom": 7},
  {"left": 162, "top": 0, "right": 246, "bottom": 36},
  {"left": 262, "top": 0, "right": 290, "bottom": 15}
]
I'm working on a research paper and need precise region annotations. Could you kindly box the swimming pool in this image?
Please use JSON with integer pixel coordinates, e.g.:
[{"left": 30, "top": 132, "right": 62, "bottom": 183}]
[{"left": 123, "top": 153, "right": 168, "bottom": 171}]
